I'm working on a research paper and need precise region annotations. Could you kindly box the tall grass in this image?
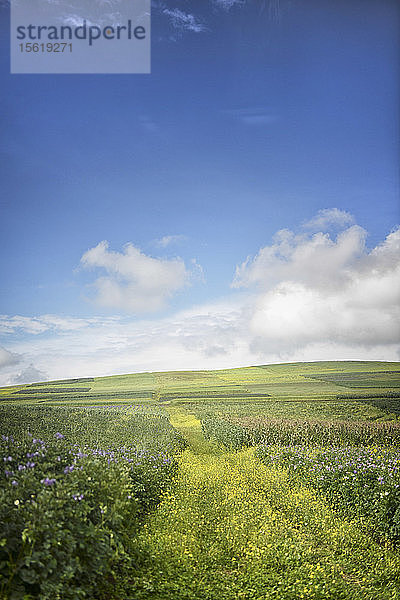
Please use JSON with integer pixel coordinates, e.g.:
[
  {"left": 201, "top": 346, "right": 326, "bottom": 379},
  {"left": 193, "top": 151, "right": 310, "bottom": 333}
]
[{"left": 202, "top": 416, "right": 400, "bottom": 449}]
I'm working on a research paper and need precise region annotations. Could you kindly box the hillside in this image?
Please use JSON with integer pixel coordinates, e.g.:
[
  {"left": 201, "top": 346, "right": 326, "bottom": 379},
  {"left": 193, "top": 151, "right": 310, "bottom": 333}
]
[{"left": 1, "top": 360, "right": 399, "bottom": 419}]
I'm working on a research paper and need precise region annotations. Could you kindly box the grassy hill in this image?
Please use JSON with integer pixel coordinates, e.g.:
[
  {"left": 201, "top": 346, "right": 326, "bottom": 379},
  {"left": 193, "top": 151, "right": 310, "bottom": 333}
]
[{"left": 1, "top": 360, "right": 399, "bottom": 418}]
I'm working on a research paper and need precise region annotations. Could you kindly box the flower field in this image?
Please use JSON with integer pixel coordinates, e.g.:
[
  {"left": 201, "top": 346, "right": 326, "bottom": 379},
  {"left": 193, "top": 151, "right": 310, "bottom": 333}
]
[
  {"left": 1, "top": 361, "right": 400, "bottom": 599},
  {"left": 0, "top": 405, "right": 185, "bottom": 599},
  {"left": 201, "top": 415, "right": 400, "bottom": 448},
  {"left": 256, "top": 444, "right": 400, "bottom": 542}
]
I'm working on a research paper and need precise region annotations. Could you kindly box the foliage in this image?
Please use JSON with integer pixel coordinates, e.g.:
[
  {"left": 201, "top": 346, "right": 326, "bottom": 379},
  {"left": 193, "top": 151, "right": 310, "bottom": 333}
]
[
  {"left": 1, "top": 361, "right": 400, "bottom": 599},
  {"left": 0, "top": 405, "right": 185, "bottom": 599},
  {"left": 0, "top": 405, "right": 185, "bottom": 454},
  {"left": 11, "top": 388, "right": 92, "bottom": 395},
  {"left": 306, "top": 371, "right": 400, "bottom": 388},
  {"left": 131, "top": 429, "right": 400, "bottom": 600},
  {"left": 26, "top": 379, "right": 95, "bottom": 386},
  {"left": 202, "top": 416, "right": 400, "bottom": 449},
  {"left": 1, "top": 391, "right": 153, "bottom": 403},
  {"left": 187, "top": 397, "right": 396, "bottom": 422},
  {"left": 256, "top": 444, "right": 400, "bottom": 543}
]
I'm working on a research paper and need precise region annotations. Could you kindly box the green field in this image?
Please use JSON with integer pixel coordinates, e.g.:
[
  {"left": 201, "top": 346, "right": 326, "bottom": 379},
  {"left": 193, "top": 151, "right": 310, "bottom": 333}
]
[{"left": 1, "top": 361, "right": 400, "bottom": 599}]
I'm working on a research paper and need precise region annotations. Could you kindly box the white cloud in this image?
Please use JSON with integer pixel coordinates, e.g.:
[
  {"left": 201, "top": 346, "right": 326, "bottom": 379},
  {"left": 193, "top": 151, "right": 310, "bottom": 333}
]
[
  {"left": 224, "top": 107, "right": 277, "bottom": 126},
  {"left": 0, "top": 300, "right": 251, "bottom": 385},
  {"left": 234, "top": 221, "right": 400, "bottom": 353},
  {"left": 213, "top": 0, "right": 246, "bottom": 10},
  {"left": 214, "top": 1, "right": 282, "bottom": 21},
  {"left": 162, "top": 8, "right": 206, "bottom": 33},
  {"left": 0, "top": 292, "right": 398, "bottom": 386},
  {"left": 13, "top": 365, "right": 47, "bottom": 385},
  {"left": 303, "top": 208, "right": 355, "bottom": 231},
  {"left": 0, "top": 347, "right": 19, "bottom": 370},
  {"left": 80, "top": 241, "right": 192, "bottom": 313},
  {"left": 0, "top": 316, "right": 49, "bottom": 335},
  {"left": 233, "top": 225, "right": 368, "bottom": 291},
  {"left": 0, "top": 212, "right": 398, "bottom": 386},
  {"left": 0, "top": 314, "right": 105, "bottom": 335},
  {"left": 155, "top": 234, "right": 187, "bottom": 248},
  {"left": 0, "top": 304, "right": 398, "bottom": 387}
]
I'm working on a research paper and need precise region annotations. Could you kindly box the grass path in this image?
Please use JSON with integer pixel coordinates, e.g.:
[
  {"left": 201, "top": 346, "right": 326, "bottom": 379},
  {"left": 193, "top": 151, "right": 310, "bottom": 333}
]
[{"left": 128, "top": 406, "right": 400, "bottom": 600}]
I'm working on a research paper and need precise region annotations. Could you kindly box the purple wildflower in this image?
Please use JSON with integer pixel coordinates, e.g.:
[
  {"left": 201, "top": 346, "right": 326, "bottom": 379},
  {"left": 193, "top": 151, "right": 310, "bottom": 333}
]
[{"left": 41, "top": 477, "right": 56, "bottom": 486}]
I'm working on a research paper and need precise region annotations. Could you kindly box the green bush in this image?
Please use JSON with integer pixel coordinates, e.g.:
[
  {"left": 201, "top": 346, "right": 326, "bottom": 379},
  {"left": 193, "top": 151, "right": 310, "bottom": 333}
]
[{"left": 0, "top": 405, "right": 185, "bottom": 599}]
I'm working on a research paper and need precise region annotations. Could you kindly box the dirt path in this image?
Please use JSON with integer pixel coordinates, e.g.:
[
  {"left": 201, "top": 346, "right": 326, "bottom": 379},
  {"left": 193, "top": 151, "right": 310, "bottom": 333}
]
[
  {"left": 165, "top": 405, "right": 221, "bottom": 455},
  {"left": 129, "top": 406, "right": 400, "bottom": 600}
]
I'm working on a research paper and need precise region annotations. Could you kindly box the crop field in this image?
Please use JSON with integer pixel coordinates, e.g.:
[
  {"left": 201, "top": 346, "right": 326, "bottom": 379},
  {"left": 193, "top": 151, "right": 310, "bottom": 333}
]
[{"left": 1, "top": 361, "right": 400, "bottom": 599}]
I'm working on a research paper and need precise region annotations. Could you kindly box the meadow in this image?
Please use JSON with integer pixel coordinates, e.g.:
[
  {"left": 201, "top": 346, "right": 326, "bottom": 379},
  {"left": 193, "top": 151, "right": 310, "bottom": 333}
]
[{"left": 0, "top": 361, "right": 399, "bottom": 599}]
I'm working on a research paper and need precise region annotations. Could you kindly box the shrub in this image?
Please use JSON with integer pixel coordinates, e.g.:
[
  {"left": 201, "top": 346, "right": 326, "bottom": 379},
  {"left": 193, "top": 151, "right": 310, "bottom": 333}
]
[
  {"left": 0, "top": 405, "right": 185, "bottom": 599},
  {"left": 256, "top": 444, "right": 400, "bottom": 543}
]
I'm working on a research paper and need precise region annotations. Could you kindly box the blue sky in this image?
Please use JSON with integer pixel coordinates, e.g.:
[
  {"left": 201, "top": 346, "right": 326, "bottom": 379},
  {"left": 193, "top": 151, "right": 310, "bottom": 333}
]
[{"left": 0, "top": 0, "right": 399, "bottom": 383}]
